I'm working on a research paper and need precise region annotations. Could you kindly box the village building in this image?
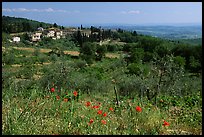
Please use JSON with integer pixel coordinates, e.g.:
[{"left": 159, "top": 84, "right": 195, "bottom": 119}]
[
  {"left": 31, "top": 32, "right": 42, "bottom": 42},
  {"left": 55, "top": 30, "right": 63, "bottom": 39},
  {"left": 62, "top": 28, "right": 78, "bottom": 36},
  {"left": 13, "top": 36, "right": 20, "bottom": 43},
  {"left": 44, "top": 28, "right": 57, "bottom": 39},
  {"left": 37, "top": 27, "right": 44, "bottom": 32}
]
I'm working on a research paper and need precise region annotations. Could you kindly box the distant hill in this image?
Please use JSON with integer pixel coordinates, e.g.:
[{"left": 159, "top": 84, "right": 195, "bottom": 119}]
[
  {"left": 102, "top": 25, "right": 202, "bottom": 40},
  {"left": 178, "top": 38, "right": 202, "bottom": 46},
  {"left": 2, "top": 16, "right": 56, "bottom": 33}
]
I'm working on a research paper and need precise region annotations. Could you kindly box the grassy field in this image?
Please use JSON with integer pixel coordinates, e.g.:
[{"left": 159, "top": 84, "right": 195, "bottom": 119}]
[
  {"left": 2, "top": 46, "right": 202, "bottom": 135},
  {"left": 2, "top": 86, "right": 202, "bottom": 135}
]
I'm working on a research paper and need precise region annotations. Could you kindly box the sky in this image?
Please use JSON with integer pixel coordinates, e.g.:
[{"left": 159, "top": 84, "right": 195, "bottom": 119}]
[{"left": 2, "top": 2, "right": 202, "bottom": 27}]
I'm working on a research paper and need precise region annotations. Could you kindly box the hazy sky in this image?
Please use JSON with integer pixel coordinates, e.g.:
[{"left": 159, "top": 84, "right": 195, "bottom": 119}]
[{"left": 2, "top": 2, "right": 202, "bottom": 27}]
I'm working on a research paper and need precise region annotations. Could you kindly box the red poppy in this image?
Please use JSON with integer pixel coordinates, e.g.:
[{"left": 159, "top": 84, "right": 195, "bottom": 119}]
[
  {"left": 89, "top": 119, "right": 94, "bottom": 125},
  {"left": 101, "top": 120, "right": 106, "bottom": 125},
  {"left": 64, "top": 98, "right": 68, "bottom": 102},
  {"left": 86, "top": 101, "right": 91, "bottom": 107},
  {"left": 56, "top": 95, "right": 60, "bottom": 100},
  {"left": 92, "top": 105, "right": 100, "bottom": 109},
  {"left": 73, "top": 91, "right": 78, "bottom": 97},
  {"left": 136, "top": 106, "right": 142, "bottom": 112},
  {"left": 50, "top": 87, "right": 55, "bottom": 92},
  {"left": 162, "top": 120, "right": 170, "bottom": 126},
  {"left": 103, "top": 112, "right": 107, "bottom": 117},
  {"left": 97, "top": 110, "right": 102, "bottom": 115},
  {"left": 109, "top": 107, "right": 114, "bottom": 111}
]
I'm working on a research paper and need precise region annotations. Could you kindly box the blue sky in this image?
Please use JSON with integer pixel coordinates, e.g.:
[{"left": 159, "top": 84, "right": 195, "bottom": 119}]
[{"left": 2, "top": 2, "right": 202, "bottom": 27}]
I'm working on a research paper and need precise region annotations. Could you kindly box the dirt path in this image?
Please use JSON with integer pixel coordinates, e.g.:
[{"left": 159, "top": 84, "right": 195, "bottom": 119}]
[{"left": 8, "top": 46, "right": 119, "bottom": 58}]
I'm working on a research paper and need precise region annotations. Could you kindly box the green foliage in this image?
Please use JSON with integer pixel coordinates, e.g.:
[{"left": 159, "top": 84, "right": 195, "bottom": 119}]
[
  {"left": 2, "top": 32, "right": 12, "bottom": 43},
  {"left": 171, "top": 44, "right": 201, "bottom": 73},
  {"left": 106, "top": 44, "right": 118, "bottom": 52},
  {"left": 71, "top": 59, "right": 87, "bottom": 69},
  {"left": 116, "top": 74, "right": 142, "bottom": 97},
  {"left": 2, "top": 20, "right": 202, "bottom": 135},
  {"left": 96, "top": 45, "right": 107, "bottom": 61},
  {"left": 80, "top": 42, "right": 97, "bottom": 64},
  {"left": 127, "top": 63, "right": 143, "bottom": 76},
  {"left": 189, "top": 56, "right": 201, "bottom": 73},
  {"left": 154, "top": 44, "right": 170, "bottom": 58},
  {"left": 128, "top": 48, "right": 144, "bottom": 63},
  {"left": 174, "top": 56, "right": 186, "bottom": 67},
  {"left": 78, "top": 43, "right": 107, "bottom": 63},
  {"left": 2, "top": 16, "right": 53, "bottom": 33},
  {"left": 17, "top": 65, "right": 37, "bottom": 79},
  {"left": 143, "top": 52, "right": 154, "bottom": 62},
  {"left": 39, "top": 62, "right": 73, "bottom": 91},
  {"left": 53, "top": 23, "right": 58, "bottom": 28},
  {"left": 127, "top": 63, "right": 150, "bottom": 77},
  {"left": 2, "top": 52, "right": 16, "bottom": 65},
  {"left": 138, "top": 36, "right": 163, "bottom": 52}
]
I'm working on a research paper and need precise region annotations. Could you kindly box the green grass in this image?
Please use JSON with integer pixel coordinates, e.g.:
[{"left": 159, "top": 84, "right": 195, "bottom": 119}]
[
  {"left": 2, "top": 86, "right": 202, "bottom": 135},
  {"left": 2, "top": 46, "right": 202, "bottom": 135}
]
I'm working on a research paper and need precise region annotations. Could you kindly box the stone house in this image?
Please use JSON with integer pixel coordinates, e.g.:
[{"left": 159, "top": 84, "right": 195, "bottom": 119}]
[{"left": 31, "top": 32, "right": 42, "bottom": 42}]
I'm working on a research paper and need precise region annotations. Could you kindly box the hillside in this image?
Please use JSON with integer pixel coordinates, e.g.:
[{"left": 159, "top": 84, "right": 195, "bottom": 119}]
[
  {"left": 178, "top": 38, "right": 202, "bottom": 46},
  {"left": 102, "top": 25, "right": 202, "bottom": 40},
  {"left": 2, "top": 16, "right": 202, "bottom": 135},
  {"left": 2, "top": 16, "right": 57, "bottom": 33}
]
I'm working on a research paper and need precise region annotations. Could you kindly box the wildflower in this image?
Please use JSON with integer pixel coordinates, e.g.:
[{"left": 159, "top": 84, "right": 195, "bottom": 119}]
[
  {"left": 103, "top": 112, "right": 107, "bottom": 117},
  {"left": 162, "top": 120, "right": 170, "bottom": 127},
  {"left": 50, "top": 87, "right": 55, "bottom": 92},
  {"left": 97, "top": 110, "right": 102, "bottom": 115},
  {"left": 73, "top": 91, "right": 78, "bottom": 97},
  {"left": 86, "top": 101, "right": 91, "bottom": 107},
  {"left": 92, "top": 105, "right": 100, "bottom": 109},
  {"left": 101, "top": 120, "right": 106, "bottom": 125},
  {"left": 88, "top": 119, "right": 94, "bottom": 125},
  {"left": 64, "top": 98, "right": 68, "bottom": 102},
  {"left": 136, "top": 106, "right": 142, "bottom": 112},
  {"left": 109, "top": 107, "right": 114, "bottom": 111},
  {"left": 56, "top": 95, "right": 60, "bottom": 100}
]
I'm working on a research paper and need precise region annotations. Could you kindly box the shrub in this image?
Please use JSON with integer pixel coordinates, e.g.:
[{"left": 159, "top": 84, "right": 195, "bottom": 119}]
[
  {"left": 116, "top": 74, "right": 143, "bottom": 97},
  {"left": 107, "top": 44, "right": 118, "bottom": 52}
]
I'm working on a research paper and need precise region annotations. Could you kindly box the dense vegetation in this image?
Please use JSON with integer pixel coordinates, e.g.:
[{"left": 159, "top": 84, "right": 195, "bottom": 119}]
[
  {"left": 2, "top": 17, "right": 202, "bottom": 135},
  {"left": 2, "top": 16, "right": 63, "bottom": 33}
]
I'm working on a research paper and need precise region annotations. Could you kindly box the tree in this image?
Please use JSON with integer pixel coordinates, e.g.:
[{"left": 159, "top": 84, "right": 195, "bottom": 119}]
[
  {"left": 189, "top": 56, "right": 201, "bottom": 73},
  {"left": 53, "top": 23, "right": 58, "bottom": 28},
  {"left": 117, "top": 28, "right": 124, "bottom": 33},
  {"left": 128, "top": 48, "right": 144, "bottom": 63},
  {"left": 174, "top": 56, "right": 186, "bottom": 68},
  {"left": 22, "top": 33, "right": 30, "bottom": 41},
  {"left": 80, "top": 42, "right": 96, "bottom": 64},
  {"left": 132, "top": 30, "right": 138, "bottom": 36},
  {"left": 96, "top": 45, "right": 107, "bottom": 61},
  {"left": 76, "top": 30, "right": 83, "bottom": 47}
]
